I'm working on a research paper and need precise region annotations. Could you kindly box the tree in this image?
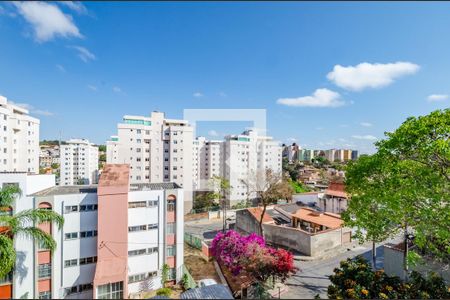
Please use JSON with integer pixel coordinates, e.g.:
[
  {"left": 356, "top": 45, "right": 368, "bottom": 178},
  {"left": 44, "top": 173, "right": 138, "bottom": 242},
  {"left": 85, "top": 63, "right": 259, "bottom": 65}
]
[
  {"left": 51, "top": 163, "right": 59, "bottom": 170},
  {"left": 0, "top": 185, "right": 64, "bottom": 278},
  {"left": 161, "top": 263, "right": 169, "bottom": 288},
  {"left": 97, "top": 145, "right": 107, "bottom": 152},
  {"left": 242, "top": 169, "right": 293, "bottom": 235},
  {"left": 210, "top": 176, "right": 231, "bottom": 232},
  {"left": 327, "top": 256, "right": 450, "bottom": 299},
  {"left": 211, "top": 230, "right": 296, "bottom": 295},
  {"left": 193, "top": 192, "right": 217, "bottom": 212},
  {"left": 376, "top": 109, "right": 450, "bottom": 260},
  {"left": 343, "top": 155, "right": 399, "bottom": 269},
  {"left": 344, "top": 109, "right": 450, "bottom": 277}
]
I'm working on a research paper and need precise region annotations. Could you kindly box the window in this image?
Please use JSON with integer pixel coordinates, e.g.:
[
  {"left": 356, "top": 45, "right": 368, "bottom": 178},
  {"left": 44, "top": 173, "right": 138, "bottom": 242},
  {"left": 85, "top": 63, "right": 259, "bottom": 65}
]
[
  {"left": 97, "top": 281, "right": 123, "bottom": 299},
  {"left": 79, "top": 256, "right": 97, "bottom": 265},
  {"left": 79, "top": 204, "right": 97, "bottom": 212},
  {"left": 65, "top": 232, "right": 78, "bottom": 240},
  {"left": 128, "top": 271, "right": 157, "bottom": 283},
  {"left": 79, "top": 283, "right": 93, "bottom": 292},
  {"left": 80, "top": 230, "right": 97, "bottom": 238},
  {"left": 148, "top": 223, "right": 158, "bottom": 230},
  {"left": 128, "top": 248, "right": 146, "bottom": 256},
  {"left": 167, "top": 199, "right": 176, "bottom": 212},
  {"left": 64, "top": 286, "right": 78, "bottom": 296},
  {"left": 148, "top": 200, "right": 158, "bottom": 207},
  {"left": 39, "top": 291, "right": 51, "bottom": 299},
  {"left": 64, "top": 205, "right": 78, "bottom": 213},
  {"left": 64, "top": 259, "right": 78, "bottom": 268},
  {"left": 167, "top": 245, "right": 176, "bottom": 257},
  {"left": 128, "top": 225, "right": 147, "bottom": 232},
  {"left": 128, "top": 201, "right": 146, "bottom": 208},
  {"left": 167, "top": 223, "right": 175, "bottom": 234},
  {"left": 169, "top": 268, "right": 177, "bottom": 280},
  {"left": 38, "top": 263, "right": 51, "bottom": 278}
]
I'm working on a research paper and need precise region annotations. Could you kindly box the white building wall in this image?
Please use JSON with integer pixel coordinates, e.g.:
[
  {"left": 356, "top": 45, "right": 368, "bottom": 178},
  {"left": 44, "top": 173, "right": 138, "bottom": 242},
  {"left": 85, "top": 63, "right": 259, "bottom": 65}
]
[
  {"left": 0, "top": 96, "right": 39, "bottom": 174},
  {"left": 60, "top": 139, "right": 99, "bottom": 186}
]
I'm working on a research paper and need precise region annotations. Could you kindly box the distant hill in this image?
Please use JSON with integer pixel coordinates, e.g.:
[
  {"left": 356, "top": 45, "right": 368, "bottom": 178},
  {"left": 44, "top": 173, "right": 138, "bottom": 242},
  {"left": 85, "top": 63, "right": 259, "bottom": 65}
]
[{"left": 40, "top": 140, "right": 67, "bottom": 146}]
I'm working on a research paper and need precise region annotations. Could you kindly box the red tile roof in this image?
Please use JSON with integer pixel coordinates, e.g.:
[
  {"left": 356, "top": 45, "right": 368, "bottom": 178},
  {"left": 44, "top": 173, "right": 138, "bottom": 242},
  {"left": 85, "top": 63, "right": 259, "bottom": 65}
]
[
  {"left": 325, "top": 182, "right": 348, "bottom": 198},
  {"left": 292, "top": 207, "right": 343, "bottom": 229},
  {"left": 246, "top": 207, "right": 274, "bottom": 224}
]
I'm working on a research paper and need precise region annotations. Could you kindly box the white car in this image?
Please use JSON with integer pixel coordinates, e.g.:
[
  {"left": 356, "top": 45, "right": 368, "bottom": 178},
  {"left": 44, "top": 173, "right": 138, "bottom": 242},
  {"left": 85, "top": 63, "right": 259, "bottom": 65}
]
[{"left": 198, "top": 278, "right": 218, "bottom": 287}]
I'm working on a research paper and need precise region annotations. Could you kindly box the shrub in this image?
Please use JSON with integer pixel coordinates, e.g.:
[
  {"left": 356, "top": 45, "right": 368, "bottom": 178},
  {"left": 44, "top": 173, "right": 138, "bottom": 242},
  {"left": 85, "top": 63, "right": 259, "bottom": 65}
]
[
  {"left": 327, "top": 256, "right": 450, "bottom": 299},
  {"left": 156, "top": 287, "right": 172, "bottom": 297}
]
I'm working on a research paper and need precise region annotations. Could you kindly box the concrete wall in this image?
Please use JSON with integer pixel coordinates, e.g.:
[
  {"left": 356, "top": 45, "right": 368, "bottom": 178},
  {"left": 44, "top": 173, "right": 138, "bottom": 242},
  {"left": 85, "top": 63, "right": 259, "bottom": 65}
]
[
  {"left": 384, "top": 244, "right": 450, "bottom": 283},
  {"left": 236, "top": 209, "right": 350, "bottom": 257},
  {"left": 235, "top": 209, "right": 261, "bottom": 236}
]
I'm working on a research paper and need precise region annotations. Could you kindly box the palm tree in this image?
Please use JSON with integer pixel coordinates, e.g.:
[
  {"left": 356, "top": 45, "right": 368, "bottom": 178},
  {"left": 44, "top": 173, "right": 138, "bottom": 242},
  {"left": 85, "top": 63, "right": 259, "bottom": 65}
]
[{"left": 0, "top": 185, "right": 64, "bottom": 278}]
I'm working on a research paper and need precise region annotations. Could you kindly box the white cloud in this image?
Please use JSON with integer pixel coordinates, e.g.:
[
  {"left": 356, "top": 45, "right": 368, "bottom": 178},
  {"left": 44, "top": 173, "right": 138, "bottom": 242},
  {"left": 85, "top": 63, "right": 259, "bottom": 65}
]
[
  {"left": 427, "top": 94, "right": 448, "bottom": 102},
  {"left": 59, "top": 1, "right": 88, "bottom": 15},
  {"left": 352, "top": 135, "right": 377, "bottom": 141},
  {"left": 112, "top": 86, "right": 122, "bottom": 93},
  {"left": 360, "top": 122, "right": 373, "bottom": 127},
  {"left": 193, "top": 92, "right": 204, "bottom": 98},
  {"left": 11, "top": 101, "right": 54, "bottom": 116},
  {"left": 68, "top": 46, "right": 95, "bottom": 62},
  {"left": 276, "top": 88, "right": 345, "bottom": 108},
  {"left": 327, "top": 62, "right": 420, "bottom": 91},
  {"left": 14, "top": 1, "right": 82, "bottom": 42},
  {"left": 56, "top": 64, "right": 66, "bottom": 73},
  {"left": 32, "top": 109, "right": 54, "bottom": 116},
  {"left": 87, "top": 85, "right": 97, "bottom": 91},
  {"left": 287, "top": 138, "right": 297, "bottom": 143},
  {"left": 208, "top": 130, "right": 219, "bottom": 137}
]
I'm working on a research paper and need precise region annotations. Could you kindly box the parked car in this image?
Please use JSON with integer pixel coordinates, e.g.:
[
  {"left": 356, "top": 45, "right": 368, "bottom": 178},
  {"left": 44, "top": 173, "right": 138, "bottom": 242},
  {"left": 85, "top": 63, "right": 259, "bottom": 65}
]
[{"left": 198, "top": 278, "right": 218, "bottom": 287}]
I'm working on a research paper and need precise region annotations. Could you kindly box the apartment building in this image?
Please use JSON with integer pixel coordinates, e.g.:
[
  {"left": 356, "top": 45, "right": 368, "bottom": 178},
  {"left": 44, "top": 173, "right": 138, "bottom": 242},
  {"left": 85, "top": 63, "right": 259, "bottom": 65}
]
[
  {"left": 0, "top": 164, "right": 184, "bottom": 299},
  {"left": 106, "top": 112, "right": 193, "bottom": 213},
  {"left": 60, "top": 139, "right": 99, "bottom": 186},
  {"left": 192, "top": 137, "right": 224, "bottom": 191},
  {"left": 223, "top": 130, "right": 282, "bottom": 205},
  {"left": 0, "top": 96, "right": 39, "bottom": 174}
]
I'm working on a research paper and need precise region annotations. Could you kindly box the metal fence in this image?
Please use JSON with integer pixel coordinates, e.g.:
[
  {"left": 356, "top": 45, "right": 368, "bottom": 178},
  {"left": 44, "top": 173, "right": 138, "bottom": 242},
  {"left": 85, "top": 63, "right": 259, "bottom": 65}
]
[
  {"left": 182, "top": 264, "right": 197, "bottom": 289},
  {"left": 184, "top": 232, "right": 203, "bottom": 250}
]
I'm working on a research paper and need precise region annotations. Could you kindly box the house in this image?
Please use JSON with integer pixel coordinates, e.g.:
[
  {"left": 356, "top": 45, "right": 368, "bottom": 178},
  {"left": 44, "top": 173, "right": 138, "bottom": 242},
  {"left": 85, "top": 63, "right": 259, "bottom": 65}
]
[
  {"left": 236, "top": 206, "right": 352, "bottom": 257},
  {"left": 319, "top": 181, "right": 349, "bottom": 214}
]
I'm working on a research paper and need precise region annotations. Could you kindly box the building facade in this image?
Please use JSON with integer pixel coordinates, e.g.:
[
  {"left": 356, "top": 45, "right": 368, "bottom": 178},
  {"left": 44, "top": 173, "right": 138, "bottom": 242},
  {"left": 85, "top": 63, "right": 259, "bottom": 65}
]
[
  {"left": 0, "top": 96, "right": 39, "bottom": 174},
  {"left": 60, "top": 139, "right": 99, "bottom": 186},
  {"left": 106, "top": 112, "right": 193, "bottom": 213},
  {"left": 0, "top": 165, "right": 184, "bottom": 299}
]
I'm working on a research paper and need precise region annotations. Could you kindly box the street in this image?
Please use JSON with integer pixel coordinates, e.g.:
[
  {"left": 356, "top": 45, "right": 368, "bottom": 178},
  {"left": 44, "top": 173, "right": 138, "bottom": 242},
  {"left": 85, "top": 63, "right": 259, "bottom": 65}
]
[{"left": 283, "top": 244, "right": 385, "bottom": 299}]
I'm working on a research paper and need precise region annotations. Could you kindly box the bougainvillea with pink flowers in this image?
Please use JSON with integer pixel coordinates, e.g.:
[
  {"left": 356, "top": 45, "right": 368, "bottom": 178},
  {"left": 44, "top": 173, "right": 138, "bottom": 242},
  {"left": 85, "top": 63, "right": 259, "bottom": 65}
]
[{"left": 211, "top": 230, "right": 296, "bottom": 284}]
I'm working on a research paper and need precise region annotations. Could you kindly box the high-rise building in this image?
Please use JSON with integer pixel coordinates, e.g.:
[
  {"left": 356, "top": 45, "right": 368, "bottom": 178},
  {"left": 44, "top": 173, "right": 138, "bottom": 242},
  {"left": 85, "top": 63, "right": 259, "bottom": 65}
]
[
  {"left": 106, "top": 112, "right": 193, "bottom": 213},
  {"left": 193, "top": 130, "right": 283, "bottom": 206},
  {"left": 0, "top": 164, "right": 184, "bottom": 299},
  {"left": 60, "top": 139, "right": 99, "bottom": 186},
  {"left": 0, "top": 95, "right": 39, "bottom": 173}
]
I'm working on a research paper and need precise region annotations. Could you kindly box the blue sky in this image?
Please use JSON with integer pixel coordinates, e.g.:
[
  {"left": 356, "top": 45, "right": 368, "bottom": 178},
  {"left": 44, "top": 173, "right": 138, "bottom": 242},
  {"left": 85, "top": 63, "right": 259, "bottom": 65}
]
[{"left": 1, "top": 2, "right": 449, "bottom": 153}]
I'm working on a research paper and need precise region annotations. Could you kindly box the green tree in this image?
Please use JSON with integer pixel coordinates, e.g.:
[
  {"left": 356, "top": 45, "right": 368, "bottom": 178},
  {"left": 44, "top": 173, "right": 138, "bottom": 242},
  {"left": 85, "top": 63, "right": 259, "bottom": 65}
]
[
  {"left": 51, "top": 163, "right": 59, "bottom": 170},
  {"left": 0, "top": 185, "right": 64, "bottom": 278},
  {"left": 161, "top": 263, "right": 169, "bottom": 288},
  {"left": 193, "top": 192, "right": 217, "bottom": 212},
  {"left": 242, "top": 169, "right": 293, "bottom": 235},
  {"left": 343, "top": 155, "right": 399, "bottom": 269},
  {"left": 210, "top": 176, "right": 231, "bottom": 232},
  {"left": 97, "top": 145, "right": 107, "bottom": 152},
  {"left": 344, "top": 109, "right": 450, "bottom": 277},
  {"left": 99, "top": 154, "right": 106, "bottom": 162}
]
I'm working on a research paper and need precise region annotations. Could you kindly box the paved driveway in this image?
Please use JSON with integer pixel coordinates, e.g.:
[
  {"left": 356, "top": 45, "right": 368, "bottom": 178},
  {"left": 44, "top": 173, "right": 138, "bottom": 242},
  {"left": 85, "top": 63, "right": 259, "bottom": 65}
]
[
  {"left": 185, "top": 218, "right": 225, "bottom": 240},
  {"left": 283, "top": 243, "right": 386, "bottom": 299}
]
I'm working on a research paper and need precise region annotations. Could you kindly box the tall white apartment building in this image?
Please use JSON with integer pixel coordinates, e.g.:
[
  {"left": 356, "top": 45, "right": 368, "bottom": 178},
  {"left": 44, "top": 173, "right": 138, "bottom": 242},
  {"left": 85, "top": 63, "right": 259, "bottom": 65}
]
[
  {"left": 106, "top": 112, "right": 193, "bottom": 213},
  {"left": 60, "top": 139, "right": 99, "bottom": 186},
  {"left": 224, "top": 130, "right": 282, "bottom": 205},
  {"left": 192, "top": 130, "right": 282, "bottom": 206},
  {"left": 0, "top": 164, "right": 184, "bottom": 299},
  {"left": 192, "top": 137, "right": 224, "bottom": 191},
  {"left": 0, "top": 96, "right": 39, "bottom": 173}
]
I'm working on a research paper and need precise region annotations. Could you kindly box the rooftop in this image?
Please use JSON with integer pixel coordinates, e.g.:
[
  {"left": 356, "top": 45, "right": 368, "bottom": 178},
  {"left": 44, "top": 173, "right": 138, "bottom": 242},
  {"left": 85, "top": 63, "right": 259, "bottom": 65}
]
[
  {"left": 130, "top": 182, "right": 181, "bottom": 191},
  {"left": 180, "top": 284, "right": 233, "bottom": 299},
  {"left": 98, "top": 164, "right": 130, "bottom": 188},
  {"left": 246, "top": 207, "right": 274, "bottom": 224},
  {"left": 32, "top": 185, "right": 98, "bottom": 196},
  {"left": 291, "top": 207, "right": 343, "bottom": 229}
]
